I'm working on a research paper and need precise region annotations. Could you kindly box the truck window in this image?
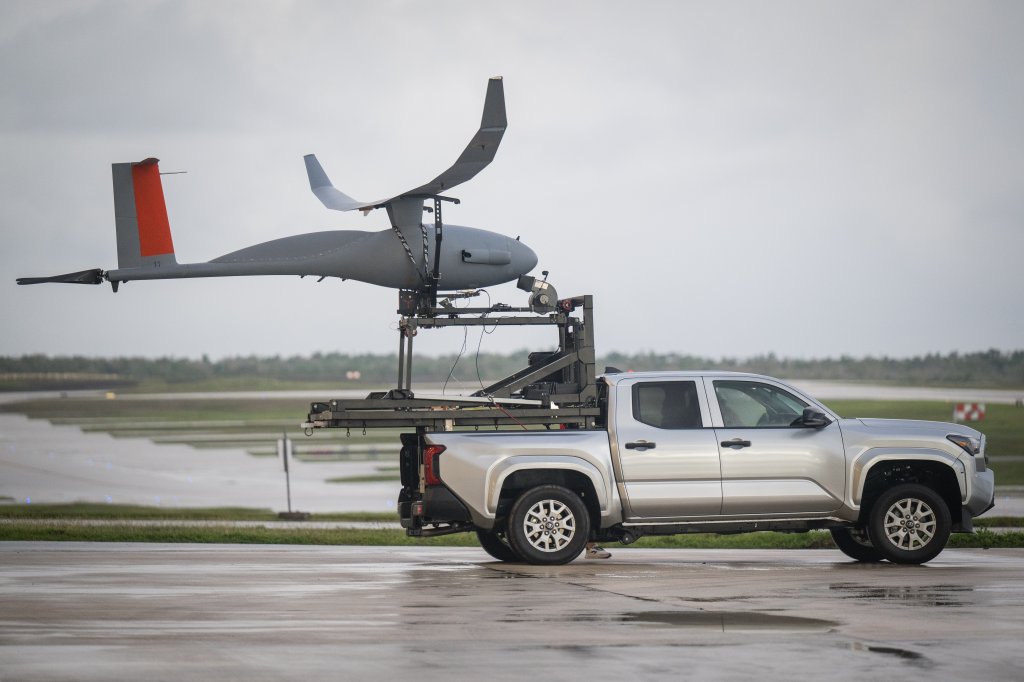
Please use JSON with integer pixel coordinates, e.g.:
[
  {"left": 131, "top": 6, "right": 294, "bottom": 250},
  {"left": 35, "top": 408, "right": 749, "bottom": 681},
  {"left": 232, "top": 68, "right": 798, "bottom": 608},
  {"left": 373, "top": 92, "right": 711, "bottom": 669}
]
[
  {"left": 632, "top": 381, "right": 702, "bottom": 429},
  {"left": 714, "top": 380, "right": 808, "bottom": 428}
]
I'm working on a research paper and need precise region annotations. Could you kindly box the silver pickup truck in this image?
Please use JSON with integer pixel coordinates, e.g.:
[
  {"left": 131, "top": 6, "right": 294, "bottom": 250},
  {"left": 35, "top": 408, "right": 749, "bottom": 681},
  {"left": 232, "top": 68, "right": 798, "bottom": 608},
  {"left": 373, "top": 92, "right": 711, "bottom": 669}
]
[{"left": 407, "top": 371, "right": 995, "bottom": 565}]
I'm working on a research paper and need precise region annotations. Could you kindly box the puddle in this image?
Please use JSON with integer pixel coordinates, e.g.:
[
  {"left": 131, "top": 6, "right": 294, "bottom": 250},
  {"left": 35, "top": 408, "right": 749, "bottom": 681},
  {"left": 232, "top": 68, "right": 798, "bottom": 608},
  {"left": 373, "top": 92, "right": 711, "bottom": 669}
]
[
  {"left": 830, "top": 583, "right": 972, "bottom": 607},
  {"left": 848, "top": 641, "right": 931, "bottom": 667},
  {"left": 867, "top": 645, "right": 926, "bottom": 662},
  {"left": 681, "top": 596, "right": 752, "bottom": 603},
  {"left": 622, "top": 610, "right": 837, "bottom": 632}
]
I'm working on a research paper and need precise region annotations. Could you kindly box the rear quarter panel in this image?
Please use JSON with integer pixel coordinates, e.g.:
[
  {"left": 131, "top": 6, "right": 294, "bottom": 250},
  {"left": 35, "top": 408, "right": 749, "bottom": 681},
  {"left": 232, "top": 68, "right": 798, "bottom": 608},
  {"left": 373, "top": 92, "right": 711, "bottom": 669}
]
[{"left": 426, "top": 430, "right": 617, "bottom": 526}]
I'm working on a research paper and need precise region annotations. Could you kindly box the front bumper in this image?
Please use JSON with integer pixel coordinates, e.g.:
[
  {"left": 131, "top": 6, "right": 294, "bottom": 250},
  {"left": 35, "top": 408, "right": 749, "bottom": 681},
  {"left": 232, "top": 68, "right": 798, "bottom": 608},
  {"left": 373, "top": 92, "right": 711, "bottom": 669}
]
[{"left": 966, "top": 469, "right": 996, "bottom": 517}]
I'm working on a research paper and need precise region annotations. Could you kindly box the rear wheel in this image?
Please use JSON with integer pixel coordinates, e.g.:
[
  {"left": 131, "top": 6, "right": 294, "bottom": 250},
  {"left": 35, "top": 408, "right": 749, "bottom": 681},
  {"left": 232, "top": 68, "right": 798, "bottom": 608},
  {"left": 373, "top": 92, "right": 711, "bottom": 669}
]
[
  {"left": 867, "top": 483, "right": 951, "bottom": 564},
  {"left": 476, "top": 528, "right": 520, "bottom": 562},
  {"left": 830, "top": 526, "right": 884, "bottom": 562},
  {"left": 506, "top": 485, "right": 590, "bottom": 565}
]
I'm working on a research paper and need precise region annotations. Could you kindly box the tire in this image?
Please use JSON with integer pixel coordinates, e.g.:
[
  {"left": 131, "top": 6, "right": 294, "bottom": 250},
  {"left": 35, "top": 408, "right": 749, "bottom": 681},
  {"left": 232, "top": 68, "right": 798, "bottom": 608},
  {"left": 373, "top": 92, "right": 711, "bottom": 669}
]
[
  {"left": 476, "top": 528, "right": 521, "bottom": 562},
  {"left": 830, "top": 527, "right": 884, "bottom": 563},
  {"left": 866, "top": 483, "right": 951, "bottom": 565},
  {"left": 506, "top": 485, "right": 590, "bottom": 565}
]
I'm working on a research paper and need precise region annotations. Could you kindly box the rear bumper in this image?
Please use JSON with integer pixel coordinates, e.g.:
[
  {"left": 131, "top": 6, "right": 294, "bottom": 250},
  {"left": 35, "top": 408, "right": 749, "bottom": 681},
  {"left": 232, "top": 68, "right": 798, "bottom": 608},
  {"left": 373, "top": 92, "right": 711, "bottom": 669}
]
[{"left": 398, "top": 485, "right": 472, "bottom": 532}]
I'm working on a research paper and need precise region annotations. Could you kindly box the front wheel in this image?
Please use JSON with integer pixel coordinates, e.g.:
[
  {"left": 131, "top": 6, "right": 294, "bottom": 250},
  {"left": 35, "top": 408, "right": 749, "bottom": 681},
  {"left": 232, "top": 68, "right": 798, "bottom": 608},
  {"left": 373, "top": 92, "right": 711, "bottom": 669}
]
[
  {"left": 830, "top": 526, "right": 884, "bottom": 563},
  {"left": 476, "top": 528, "right": 521, "bottom": 562},
  {"left": 867, "top": 483, "right": 951, "bottom": 564},
  {"left": 506, "top": 485, "right": 590, "bottom": 565}
]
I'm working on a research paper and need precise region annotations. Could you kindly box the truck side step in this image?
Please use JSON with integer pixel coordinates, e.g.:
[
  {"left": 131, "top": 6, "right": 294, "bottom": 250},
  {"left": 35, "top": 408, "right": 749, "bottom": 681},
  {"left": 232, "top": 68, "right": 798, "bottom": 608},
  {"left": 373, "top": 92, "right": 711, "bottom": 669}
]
[{"left": 407, "top": 522, "right": 475, "bottom": 538}]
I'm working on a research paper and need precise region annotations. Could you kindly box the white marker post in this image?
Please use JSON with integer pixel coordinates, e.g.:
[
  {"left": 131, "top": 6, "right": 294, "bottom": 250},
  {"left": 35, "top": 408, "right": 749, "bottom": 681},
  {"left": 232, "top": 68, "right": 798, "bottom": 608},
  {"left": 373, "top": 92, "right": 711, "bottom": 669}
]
[
  {"left": 276, "top": 434, "right": 310, "bottom": 520},
  {"left": 277, "top": 431, "right": 293, "bottom": 514}
]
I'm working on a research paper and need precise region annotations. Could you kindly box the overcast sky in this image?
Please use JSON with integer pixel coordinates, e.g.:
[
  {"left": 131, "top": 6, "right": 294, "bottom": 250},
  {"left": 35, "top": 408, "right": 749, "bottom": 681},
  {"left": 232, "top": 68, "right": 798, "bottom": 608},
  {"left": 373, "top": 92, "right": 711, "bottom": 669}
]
[{"left": 1, "top": 1, "right": 1021, "bottom": 361}]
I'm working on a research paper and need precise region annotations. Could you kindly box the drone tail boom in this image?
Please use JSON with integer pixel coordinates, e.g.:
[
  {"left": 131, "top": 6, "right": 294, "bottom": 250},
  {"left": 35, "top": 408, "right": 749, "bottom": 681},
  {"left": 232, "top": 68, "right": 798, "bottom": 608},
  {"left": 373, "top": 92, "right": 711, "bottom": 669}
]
[{"left": 112, "top": 158, "right": 177, "bottom": 269}]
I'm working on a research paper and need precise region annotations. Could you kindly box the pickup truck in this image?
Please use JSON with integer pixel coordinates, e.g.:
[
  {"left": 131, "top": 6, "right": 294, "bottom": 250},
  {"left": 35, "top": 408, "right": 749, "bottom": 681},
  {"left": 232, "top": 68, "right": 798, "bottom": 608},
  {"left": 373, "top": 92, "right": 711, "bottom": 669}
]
[{"left": 401, "top": 371, "right": 995, "bottom": 565}]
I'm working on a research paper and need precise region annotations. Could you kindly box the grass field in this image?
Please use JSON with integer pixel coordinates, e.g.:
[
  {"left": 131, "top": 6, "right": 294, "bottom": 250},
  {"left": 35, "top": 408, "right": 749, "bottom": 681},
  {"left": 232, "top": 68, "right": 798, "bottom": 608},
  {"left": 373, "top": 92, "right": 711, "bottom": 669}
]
[
  {"left": 0, "top": 395, "right": 404, "bottom": 460},
  {"left": 4, "top": 395, "right": 1021, "bottom": 480},
  {"left": 0, "top": 504, "right": 399, "bottom": 522},
  {"left": 824, "top": 399, "right": 1024, "bottom": 455},
  {"left": 3, "top": 524, "right": 1021, "bottom": 549},
  {"left": 4, "top": 396, "right": 1022, "bottom": 452},
  {"left": 1, "top": 504, "right": 1021, "bottom": 547}
]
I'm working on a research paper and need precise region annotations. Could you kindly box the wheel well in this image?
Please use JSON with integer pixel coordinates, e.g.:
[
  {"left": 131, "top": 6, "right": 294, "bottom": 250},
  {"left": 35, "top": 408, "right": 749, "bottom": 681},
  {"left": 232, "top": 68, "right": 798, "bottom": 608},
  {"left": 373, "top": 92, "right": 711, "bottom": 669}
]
[
  {"left": 859, "top": 460, "right": 961, "bottom": 526},
  {"left": 497, "top": 469, "right": 600, "bottom": 529}
]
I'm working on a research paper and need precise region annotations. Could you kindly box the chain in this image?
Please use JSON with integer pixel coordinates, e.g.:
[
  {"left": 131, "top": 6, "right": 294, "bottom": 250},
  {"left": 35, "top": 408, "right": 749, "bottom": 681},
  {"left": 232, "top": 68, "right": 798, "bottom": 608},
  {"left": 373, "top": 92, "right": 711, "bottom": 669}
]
[
  {"left": 420, "top": 222, "right": 430, "bottom": 281},
  {"left": 391, "top": 224, "right": 426, "bottom": 285}
]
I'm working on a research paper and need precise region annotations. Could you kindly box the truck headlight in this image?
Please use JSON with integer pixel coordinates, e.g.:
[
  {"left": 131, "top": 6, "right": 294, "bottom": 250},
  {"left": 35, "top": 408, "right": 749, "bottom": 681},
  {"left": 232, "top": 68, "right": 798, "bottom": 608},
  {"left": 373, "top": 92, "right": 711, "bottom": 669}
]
[
  {"left": 947, "top": 434, "right": 980, "bottom": 455},
  {"left": 947, "top": 434, "right": 985, "bottom": 472}
]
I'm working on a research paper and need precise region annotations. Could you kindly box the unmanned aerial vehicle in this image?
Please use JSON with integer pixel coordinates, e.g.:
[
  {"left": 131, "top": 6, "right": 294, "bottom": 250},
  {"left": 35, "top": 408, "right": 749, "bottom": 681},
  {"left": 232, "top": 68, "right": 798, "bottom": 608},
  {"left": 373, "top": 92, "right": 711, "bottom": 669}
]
[{"left": 17, "top": 78, "right": 537, "bottom": 298}]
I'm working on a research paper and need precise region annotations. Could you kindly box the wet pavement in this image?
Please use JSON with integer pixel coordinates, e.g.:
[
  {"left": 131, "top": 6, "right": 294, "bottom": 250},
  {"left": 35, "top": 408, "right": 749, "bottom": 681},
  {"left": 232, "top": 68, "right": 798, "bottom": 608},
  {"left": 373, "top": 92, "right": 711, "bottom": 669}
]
[{"left": 1, "top": 544, "right": 1022, "bottom": 681}]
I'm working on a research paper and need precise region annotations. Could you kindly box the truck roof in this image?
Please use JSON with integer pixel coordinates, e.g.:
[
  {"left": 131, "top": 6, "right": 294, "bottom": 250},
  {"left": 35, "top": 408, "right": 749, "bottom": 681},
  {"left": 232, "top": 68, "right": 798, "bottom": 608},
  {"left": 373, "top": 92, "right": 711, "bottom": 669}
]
[{"left": 599, "top": 370, "right": 780, "bottom": 385}]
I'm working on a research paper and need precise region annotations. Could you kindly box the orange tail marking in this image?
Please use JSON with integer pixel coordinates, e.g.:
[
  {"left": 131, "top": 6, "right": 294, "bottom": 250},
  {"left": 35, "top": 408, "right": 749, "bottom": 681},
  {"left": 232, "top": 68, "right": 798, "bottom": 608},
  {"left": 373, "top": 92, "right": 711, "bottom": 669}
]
[{"left": 131, "top": 158, "right": 175, "bottom": 258}]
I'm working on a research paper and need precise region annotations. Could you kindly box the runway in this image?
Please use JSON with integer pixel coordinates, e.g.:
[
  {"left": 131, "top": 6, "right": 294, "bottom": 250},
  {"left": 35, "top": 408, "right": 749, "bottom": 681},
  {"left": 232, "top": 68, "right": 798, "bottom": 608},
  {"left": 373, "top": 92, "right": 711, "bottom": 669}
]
[{"left": 2, "top": 543, "right": 1023, "bottom": 681}]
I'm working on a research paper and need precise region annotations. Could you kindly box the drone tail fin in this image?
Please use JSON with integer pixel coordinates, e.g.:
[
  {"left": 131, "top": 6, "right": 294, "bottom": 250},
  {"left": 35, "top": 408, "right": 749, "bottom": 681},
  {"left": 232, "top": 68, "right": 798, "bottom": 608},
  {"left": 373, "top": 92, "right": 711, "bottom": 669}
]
[{"left": 112, "top": 158, "right": 178, "bottom": 269}]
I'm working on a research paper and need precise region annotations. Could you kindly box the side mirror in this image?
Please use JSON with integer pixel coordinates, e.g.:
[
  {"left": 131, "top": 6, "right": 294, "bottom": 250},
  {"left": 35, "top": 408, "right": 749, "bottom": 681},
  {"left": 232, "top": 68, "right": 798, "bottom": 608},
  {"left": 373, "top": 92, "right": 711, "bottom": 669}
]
[{"left": 796, "top": 407, "right": 832, "bottom": 429}]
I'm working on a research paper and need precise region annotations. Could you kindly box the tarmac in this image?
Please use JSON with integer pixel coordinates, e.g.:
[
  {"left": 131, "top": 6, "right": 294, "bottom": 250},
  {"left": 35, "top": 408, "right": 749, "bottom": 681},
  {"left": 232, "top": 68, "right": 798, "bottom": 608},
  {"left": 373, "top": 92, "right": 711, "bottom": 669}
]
[{"left": 1, "top": 543, "right": 1023, "bottom": 681}]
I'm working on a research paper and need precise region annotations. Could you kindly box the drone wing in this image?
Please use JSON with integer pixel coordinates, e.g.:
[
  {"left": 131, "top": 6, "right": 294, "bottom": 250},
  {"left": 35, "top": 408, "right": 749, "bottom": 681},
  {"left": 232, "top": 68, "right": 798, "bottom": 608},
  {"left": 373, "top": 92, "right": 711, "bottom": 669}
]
[{"left": 305, "top": 76, "right": 507, "bottom": 213}]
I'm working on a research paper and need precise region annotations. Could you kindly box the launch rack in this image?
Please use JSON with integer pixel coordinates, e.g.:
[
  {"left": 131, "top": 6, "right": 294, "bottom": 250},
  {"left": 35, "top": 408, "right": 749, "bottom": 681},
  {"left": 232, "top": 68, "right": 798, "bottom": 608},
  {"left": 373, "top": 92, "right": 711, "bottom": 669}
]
[{"left": 303, "top": 291, "right": 602, "bottom": 432}]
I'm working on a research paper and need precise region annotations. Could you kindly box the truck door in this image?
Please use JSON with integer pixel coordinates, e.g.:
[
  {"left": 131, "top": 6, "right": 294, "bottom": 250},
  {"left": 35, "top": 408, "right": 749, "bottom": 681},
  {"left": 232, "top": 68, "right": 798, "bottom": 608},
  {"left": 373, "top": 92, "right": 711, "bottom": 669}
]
[
  {"left": 614, "top": 378, "right": 722, "bottom": 519},
  {"left": 709, "top": 378, "right": 845, "bottom": 515}
]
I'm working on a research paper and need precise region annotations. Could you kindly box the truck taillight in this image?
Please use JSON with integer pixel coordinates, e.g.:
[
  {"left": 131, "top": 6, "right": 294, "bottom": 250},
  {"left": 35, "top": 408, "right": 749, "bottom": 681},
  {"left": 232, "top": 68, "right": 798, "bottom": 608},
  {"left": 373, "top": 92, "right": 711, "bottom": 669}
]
[{"left": 423, "top": 444, "right": 446, "bottom": 486}]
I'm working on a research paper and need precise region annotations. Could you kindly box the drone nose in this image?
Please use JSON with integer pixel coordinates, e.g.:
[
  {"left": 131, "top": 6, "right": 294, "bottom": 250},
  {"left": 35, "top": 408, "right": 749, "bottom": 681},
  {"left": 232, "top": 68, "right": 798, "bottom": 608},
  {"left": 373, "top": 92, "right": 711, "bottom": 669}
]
[{"left": 509, "top": 238, "right": 538, "bottom": 275}]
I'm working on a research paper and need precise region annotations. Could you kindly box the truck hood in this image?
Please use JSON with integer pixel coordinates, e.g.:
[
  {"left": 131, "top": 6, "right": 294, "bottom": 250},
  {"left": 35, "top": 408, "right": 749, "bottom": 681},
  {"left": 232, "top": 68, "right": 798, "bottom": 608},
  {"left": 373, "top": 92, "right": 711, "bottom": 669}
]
[{"left": 851, "top": 418, "right": 982, "bottom": 439}]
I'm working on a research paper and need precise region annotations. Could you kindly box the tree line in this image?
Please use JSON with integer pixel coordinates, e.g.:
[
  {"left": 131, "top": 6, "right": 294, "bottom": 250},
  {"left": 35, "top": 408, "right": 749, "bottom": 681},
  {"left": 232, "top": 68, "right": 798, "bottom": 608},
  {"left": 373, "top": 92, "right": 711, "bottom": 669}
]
[{"left": 2, "top": 349, "right": 1022, "bottom": 388}]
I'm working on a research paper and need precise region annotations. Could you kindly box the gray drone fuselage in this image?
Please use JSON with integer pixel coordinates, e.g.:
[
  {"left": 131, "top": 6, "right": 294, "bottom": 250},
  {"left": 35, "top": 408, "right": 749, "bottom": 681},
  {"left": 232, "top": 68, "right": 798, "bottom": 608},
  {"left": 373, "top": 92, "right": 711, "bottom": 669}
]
[{"left": 106, "top": 224, "right": 536, "bottom": 290}]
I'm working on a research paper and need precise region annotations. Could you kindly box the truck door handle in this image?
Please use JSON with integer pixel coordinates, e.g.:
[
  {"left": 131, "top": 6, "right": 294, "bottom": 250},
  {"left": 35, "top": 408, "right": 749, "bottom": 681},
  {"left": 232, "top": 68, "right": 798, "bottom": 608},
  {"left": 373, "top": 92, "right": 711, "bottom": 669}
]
[
  {"left": 625, "top": 440, "right": 656, "bottom": 450},
  {"left": 721, "top": 438, "right": 752, "bottom": 448}
]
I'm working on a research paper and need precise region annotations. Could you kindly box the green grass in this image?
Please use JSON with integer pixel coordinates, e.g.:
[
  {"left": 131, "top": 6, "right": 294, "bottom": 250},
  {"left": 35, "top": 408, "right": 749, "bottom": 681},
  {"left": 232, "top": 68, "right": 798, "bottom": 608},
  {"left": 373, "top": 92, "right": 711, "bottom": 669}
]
[
  {"left": 7, "top": 396, "right": 1021, "bottom": 455},
  {"left": 1, "top": 505, "right": 1020, "bottom": 547},
  {"left": 824, "top": 399, "right": 1024, "bottom": 456},
  {"left": 326, "top": 467, "right": 401, "bottom": 484},
  {"left": 3, "top": 503, "right": 1016, "bottom": 528},
  {"left": 632, "top": 532, "right": 836, "bottom": 549},
  {"left": 126, "top": 378, "right": 370, "bottom": 394},
  {"left": 2, "top": 524, "right": 1021, "bottom": 548},
  {"left": 0, "top": 376, "right": 371, "bottom": 393},
  {"left": 326, "top": 474, "right": 401, "bottom": 483},
  {"left": 0, "top": 397, "right": 311, "bottom": 422},
  {"left": 0, "top": 396, "right": 405, "bottom": 457},
  {"left": 975, "top": 516, "right": 1024, "bottom": 528},
  {"left": 0, "top": 525, "right": 471, "bottom": 545},
  {"left": 631, "top": 530, "right": 1024, "bottom": 549},
  {"left": 0, "top": 525, "right": 469, "bottom": 545},
  {"left": 989, "top": 460, "right": 1024, "bottom": 486},
  {"left": 0, "top": 503, "right": 398, "bottom": 522}
]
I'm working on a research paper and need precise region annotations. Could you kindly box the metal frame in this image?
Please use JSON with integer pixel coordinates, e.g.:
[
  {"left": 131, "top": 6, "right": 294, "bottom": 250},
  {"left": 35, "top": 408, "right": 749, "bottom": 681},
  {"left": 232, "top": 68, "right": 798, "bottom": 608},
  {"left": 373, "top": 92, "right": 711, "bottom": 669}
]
[{"left": 305, "top": 294, "right": 600, "bottom": 433}]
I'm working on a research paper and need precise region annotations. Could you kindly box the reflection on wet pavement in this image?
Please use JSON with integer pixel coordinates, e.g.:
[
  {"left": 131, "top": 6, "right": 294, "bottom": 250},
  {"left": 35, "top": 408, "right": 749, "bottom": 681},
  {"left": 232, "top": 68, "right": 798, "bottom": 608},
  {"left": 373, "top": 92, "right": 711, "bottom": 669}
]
[
  {"left": 622, "top": 610, "right": 837, "bottom": 632},
  {"left": 829, "top": 582, "right": 973, "bottom": 607},
  {"left": 847, "top": 641, "right": 932, "bottom": 668}
]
